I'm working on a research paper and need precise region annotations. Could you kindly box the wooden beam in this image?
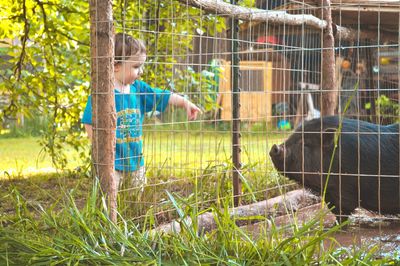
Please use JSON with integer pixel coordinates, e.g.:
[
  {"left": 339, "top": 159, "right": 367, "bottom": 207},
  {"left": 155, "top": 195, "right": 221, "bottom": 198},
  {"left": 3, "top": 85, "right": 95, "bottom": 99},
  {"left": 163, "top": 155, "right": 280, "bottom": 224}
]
[
  {"left": 331, "top": 6, "right": 400, "bottom": 13},
  {"left": 321, "top": 0, "right": 337, "bottom": 116},
  {"left": 315, "top": 0, "right": 399, "bottom": 5}
]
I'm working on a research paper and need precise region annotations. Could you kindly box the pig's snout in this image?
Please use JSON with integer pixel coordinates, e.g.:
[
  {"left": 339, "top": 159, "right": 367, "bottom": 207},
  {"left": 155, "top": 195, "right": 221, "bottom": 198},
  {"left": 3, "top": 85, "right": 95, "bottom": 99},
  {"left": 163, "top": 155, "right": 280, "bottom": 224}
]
[{"left": 269, "top": 144, "right": 284, "bottom": 159}]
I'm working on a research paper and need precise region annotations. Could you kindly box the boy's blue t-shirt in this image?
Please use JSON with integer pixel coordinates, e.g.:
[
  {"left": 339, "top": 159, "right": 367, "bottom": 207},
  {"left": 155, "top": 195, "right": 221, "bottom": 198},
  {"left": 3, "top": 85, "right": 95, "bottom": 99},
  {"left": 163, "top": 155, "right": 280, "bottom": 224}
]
[{"left": 82, "top": 80, "right": 171, "bottom": 172}]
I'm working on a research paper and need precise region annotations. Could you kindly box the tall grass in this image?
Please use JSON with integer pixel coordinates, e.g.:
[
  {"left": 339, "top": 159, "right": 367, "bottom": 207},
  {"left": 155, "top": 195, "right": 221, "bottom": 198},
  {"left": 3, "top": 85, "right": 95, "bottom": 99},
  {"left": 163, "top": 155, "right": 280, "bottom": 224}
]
[{"left": 0, "top": 178, "right": 395, "bottom": 265}]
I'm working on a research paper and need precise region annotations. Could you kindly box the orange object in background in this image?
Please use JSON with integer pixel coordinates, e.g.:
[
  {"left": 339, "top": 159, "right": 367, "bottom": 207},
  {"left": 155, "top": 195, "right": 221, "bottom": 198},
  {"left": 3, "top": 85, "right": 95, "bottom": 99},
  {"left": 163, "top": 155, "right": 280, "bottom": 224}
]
[
  {"left": 256, "top": 35, "right": 281, "bottom": 45},
  {"left": 341, "top": 59, "right": 351, "bottom": 70}
]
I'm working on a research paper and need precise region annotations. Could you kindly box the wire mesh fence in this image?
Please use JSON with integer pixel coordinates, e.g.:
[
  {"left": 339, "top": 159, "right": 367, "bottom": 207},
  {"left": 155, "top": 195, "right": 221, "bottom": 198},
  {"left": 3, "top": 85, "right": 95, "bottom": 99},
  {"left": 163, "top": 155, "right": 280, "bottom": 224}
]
[{"left": 89, "top": 0, "right": 400, "bottom": 230}]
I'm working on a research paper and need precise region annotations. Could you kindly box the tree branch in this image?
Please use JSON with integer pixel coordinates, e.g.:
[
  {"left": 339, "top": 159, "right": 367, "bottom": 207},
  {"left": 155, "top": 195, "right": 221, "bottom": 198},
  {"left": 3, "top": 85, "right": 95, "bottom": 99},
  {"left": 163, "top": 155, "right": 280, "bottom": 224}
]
[
  {"left": 177, "top": 0, "right": 398, "bottom": 42},
  {"left": 321, "top": 0, "right": 337, "bottom": 116},
  {"left": 178, "top": 0, "right": 326, "bottom": 28},
  {"left": 154, "top": 189, "right": 321, "bottom": 234},
  {"left": 14, "top": 0, "right": 30, "bottom": 80}
]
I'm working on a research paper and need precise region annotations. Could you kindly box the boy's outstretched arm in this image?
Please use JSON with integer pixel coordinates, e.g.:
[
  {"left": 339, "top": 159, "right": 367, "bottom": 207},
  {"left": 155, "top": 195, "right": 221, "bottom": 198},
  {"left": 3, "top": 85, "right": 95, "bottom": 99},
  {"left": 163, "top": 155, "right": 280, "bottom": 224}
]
[{"left": 168, "top": 93, "right": 202, "bottom": 120}]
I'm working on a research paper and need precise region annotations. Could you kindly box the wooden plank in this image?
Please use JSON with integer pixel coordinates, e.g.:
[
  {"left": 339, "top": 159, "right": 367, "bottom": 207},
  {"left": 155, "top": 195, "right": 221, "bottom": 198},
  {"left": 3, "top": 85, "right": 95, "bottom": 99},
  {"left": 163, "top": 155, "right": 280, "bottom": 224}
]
[{"left": 306, "top": 0, "right": 400, "bottom": 6}]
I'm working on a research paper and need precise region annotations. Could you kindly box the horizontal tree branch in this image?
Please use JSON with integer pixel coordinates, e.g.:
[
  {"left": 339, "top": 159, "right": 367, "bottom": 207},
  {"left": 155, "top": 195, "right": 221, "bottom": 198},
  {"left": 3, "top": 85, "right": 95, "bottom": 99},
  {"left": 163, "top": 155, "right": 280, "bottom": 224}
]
[
  {"left": 241, "top": 203, "right": 337, "bottom": 238},
  {"left": 154, "top": 189, "right": 321, "bottom": 234},
  {"left": 179, "top": 0, "right": 326, "bottom": 28},
  {"left": 178, "top": 0, "right": 398, "bottom": 42}
]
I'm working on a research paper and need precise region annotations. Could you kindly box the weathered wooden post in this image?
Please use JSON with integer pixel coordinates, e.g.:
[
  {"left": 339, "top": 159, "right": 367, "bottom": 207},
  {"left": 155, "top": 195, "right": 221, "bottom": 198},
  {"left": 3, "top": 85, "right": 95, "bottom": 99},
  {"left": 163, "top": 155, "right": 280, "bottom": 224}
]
[
  {"left": 89, "top": 0, "right": 117, "bottom": 222},
  {"left": 320, "top": 0, "right": 337, "bottom": 116},
  {"left": 230, "top": 0, "right": 242, "bottom": 207}
]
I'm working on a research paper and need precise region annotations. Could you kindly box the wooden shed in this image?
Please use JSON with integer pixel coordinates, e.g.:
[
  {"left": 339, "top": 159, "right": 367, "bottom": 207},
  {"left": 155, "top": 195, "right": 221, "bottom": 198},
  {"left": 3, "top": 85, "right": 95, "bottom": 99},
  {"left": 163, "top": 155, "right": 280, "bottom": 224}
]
[
  {"left": 217, "top": 49, "right": 292, "bottom": 122},
  {"left": 218, "top": 60, "right": 272, "bottom": 122}
]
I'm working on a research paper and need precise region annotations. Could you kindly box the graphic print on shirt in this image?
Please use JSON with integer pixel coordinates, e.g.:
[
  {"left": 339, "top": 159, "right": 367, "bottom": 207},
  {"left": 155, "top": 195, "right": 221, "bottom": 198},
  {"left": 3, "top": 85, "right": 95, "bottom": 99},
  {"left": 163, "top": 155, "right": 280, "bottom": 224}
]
[{"left": 116, "top": 108, "right": 141, "bottom": 143}]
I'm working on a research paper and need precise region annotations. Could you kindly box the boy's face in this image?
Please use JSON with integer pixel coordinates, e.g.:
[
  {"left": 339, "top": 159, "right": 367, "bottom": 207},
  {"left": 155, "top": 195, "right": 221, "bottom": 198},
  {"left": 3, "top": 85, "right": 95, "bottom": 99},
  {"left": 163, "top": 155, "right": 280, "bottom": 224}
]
[{"left": 115, "top": 54, "right": 146, "bottom": 85}]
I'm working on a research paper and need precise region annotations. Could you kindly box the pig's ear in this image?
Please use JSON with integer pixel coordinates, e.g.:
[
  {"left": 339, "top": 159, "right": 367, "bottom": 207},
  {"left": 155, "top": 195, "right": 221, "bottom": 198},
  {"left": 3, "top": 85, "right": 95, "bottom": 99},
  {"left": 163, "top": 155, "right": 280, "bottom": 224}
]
[{"left": 322, "top": 127, "right": 337, "bottom": 147}]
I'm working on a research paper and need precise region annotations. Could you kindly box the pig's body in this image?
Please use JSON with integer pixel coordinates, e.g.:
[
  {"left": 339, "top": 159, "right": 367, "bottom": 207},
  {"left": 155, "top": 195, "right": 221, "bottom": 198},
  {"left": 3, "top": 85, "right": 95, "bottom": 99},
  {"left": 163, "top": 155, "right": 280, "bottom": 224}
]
[{"left": 269, "top": 116, "right": 400, "bottom": 217}]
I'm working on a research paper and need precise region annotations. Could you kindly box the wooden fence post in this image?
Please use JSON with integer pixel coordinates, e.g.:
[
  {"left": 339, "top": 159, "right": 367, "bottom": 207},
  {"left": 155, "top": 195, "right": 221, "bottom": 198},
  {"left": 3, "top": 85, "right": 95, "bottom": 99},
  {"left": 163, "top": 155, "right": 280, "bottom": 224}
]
[
  {"left": 321, "top": 0, "right": 337, "bottom": 116},
  {"left": 89, "top": 0, "right": 117, "bottom": 222}
]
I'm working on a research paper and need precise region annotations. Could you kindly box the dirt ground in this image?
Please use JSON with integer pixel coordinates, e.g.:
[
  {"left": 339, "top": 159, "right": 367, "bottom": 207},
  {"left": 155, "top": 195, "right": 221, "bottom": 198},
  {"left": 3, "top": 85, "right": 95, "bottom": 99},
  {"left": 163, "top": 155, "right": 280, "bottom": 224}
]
[{"left": 328, "top": 212, "right": 400, "bottom": 259}]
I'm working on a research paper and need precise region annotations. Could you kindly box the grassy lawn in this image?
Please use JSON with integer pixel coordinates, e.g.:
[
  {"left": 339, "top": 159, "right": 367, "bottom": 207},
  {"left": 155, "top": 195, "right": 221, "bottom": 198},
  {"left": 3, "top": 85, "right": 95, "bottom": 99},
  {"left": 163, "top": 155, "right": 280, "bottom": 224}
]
[
  {"left": 0, "top": 130, "right": 292, "bottom": 216},
  {"left": 0, "top": 130, "right": 289, "bottom": 178},
  {"left": 145, "top": 130, "right": 285, "bottom": 173},
  {"left": 0, "top": 137, "right": 54, "bottom": 175},
  {"left": 0, "top": 137, "right": 83, "bottom": 177},
  {"left": 0, "top": 130, "right": 291, "bottom": 221}
]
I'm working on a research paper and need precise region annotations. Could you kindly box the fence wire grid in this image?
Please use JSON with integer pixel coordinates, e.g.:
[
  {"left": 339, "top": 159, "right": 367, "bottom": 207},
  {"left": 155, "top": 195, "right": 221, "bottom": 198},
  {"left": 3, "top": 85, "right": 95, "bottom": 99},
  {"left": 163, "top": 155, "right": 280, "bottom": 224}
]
[{"left": 90, "top": 0, "right": 400, "bottom": 230}]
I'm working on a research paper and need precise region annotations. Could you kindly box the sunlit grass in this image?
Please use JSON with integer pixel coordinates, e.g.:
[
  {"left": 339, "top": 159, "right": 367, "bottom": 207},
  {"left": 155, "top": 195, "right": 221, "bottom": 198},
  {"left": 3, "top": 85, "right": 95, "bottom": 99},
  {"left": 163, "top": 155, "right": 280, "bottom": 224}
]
[
  {"left": 0, "top": 137, "right": 82, "bottom": 177},
  {"left": 0, "top": 129, "right": 292, "bottom": 227},
  {"left": 0, "top": 129, "right": 289, "bottom": 179}
]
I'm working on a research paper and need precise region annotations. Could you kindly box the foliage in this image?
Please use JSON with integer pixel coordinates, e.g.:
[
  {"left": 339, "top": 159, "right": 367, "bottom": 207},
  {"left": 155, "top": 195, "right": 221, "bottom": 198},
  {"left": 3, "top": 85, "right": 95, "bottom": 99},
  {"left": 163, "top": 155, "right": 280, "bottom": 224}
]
[
  {"left": 169, "top": 62, "right": 223, "bottom": 116},
  {"left": 1, "top": 112, "right": 49, "bottom": 137},
  {"left": 365, "top": 95, "right": 400, "bottom": 125},
  {"left": 238, "top": 0, "right": 256, "bottom": 7},
  {"left": 113, "top": 0, "right": 226, "bottom": 108},
  {"left": 375, "top": 95, "right": 400, "bottom": 124},
  {"left": 0, "top": 0, "right": 91, "bottom": 169}
]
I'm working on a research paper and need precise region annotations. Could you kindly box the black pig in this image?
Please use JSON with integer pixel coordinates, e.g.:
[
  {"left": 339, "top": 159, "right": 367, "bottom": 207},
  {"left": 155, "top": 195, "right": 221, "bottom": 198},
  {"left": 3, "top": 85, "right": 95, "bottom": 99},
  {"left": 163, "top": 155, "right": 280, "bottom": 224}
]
[{"left": 269, "top": 116, "right": 400, "bottom": 218}]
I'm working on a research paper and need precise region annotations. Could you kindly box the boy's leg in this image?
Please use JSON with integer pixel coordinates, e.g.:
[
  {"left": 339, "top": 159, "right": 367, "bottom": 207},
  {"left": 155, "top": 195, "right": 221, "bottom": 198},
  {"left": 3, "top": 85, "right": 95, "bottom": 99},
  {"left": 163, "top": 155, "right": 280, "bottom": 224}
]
[
  {"left": 116, "top": 167, "right": 146, "bottom": 192},
  {"left": 115, "top": 170, "right": 124, "bottom": 192},
  {"left": 131, "top": 166, "right": 147, "bottom": 189}
]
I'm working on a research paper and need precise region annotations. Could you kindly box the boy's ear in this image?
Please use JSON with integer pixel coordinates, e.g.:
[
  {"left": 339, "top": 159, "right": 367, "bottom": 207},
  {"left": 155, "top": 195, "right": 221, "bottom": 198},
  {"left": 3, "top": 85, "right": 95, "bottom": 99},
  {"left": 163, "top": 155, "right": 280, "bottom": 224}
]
[{"left": 322, "top": 127, "right": 337, "bottom": 147}]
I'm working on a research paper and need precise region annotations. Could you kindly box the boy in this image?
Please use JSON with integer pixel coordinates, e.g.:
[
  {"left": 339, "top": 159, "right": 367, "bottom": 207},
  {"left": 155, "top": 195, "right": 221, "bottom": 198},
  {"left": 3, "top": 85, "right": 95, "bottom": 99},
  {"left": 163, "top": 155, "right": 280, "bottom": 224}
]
[{"left": 82, "top": 33, "right": 201, "bottom": 191}]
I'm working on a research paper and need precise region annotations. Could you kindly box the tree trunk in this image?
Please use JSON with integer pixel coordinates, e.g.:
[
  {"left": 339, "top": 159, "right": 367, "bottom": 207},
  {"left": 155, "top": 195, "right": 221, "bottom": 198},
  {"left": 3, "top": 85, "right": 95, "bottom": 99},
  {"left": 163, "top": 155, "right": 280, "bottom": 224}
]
[
  {"left": 241, "top": 203, "right": 337, "bottom": 238},
  {"left": 320, "top": 0, "right": 337, "bottom": 116},
  {"left": 154, "top": 189, "right": 320, "bottom": 234},
  {"left": 89, "top": 0, "right": 117, "bottom": 222}
]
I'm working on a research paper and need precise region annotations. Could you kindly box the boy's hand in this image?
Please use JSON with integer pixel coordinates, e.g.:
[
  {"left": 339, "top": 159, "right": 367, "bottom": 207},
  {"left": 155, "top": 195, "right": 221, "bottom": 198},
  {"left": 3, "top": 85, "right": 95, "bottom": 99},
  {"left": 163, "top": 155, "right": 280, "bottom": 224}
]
[
  {"left": 184, "top": 100, "right": 202, "bottom": 120},
  {"left": 169, "top": 93, "right": 202, "bottom": 120}
]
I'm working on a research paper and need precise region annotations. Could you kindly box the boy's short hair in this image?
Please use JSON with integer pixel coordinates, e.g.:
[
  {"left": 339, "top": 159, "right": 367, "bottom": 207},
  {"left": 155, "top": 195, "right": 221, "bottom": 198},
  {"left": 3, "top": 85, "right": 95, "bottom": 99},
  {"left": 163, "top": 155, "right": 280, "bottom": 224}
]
[{"left": 115, "top": 33, "right": 146, "bottom": 64}]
